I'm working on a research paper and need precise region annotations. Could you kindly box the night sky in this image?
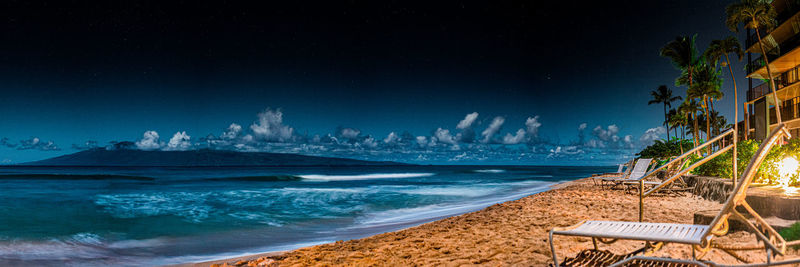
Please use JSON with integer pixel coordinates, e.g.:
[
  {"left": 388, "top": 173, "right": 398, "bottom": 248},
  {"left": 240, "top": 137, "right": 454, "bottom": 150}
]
[{"left": 0, "top": 1, "right": 748, "bottom": 164}]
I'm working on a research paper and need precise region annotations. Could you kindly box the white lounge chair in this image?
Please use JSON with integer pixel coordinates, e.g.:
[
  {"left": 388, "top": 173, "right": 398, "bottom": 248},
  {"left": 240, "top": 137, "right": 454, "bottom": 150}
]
[
  {"left": 595, "top": 159, "right": 632, "bottom": 177},
  {"left": 549, "top": 124, "right": 790, "bottom": 266},
  {"left": 598, "top": 158, "right": 653, "bottom": 189},
  {"left": 592, "top": 159, "right": 633, "bottom": 186}
]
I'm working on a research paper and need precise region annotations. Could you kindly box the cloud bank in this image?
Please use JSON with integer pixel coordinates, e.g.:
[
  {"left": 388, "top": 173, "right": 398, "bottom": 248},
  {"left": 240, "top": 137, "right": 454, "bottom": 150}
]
[{"left": 4, "top": 108, "right": 666, "bottom": 164}]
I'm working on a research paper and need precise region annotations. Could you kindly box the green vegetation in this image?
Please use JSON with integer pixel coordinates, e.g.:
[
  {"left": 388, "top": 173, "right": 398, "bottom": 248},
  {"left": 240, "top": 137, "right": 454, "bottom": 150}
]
[
  {"left": 727, "top": 0, "right": 780, "bottom": 122},
  {"left": 779, "top": 222, "right": 800, "bottom": 243},
  {"left": 639, "top": 0, "right": 787, "bottom": 187},
  {"left": 648, "top": 86, "right": 682, "bottom": 141},
  {"left": 684, "top": 139, "right": 800, "bottom": 185},
  {"left": 636, "top": 138, "right": 695, "bottom": 161}
]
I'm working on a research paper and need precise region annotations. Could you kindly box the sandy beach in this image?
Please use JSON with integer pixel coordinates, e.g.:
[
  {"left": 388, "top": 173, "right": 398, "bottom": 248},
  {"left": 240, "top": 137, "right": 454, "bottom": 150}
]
[{"left": 189, "top": 177, "right": 800, "bottom": 266}]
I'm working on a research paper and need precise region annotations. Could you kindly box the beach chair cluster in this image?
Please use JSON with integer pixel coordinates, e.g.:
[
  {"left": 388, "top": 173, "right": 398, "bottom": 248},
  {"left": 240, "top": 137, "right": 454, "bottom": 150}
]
[{"left": 550, "top": 124, "right": 799, "bottom": 266}]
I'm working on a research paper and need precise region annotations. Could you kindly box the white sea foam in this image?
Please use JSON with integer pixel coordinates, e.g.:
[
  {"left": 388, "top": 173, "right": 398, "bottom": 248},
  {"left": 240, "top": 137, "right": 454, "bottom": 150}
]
[
  {"left": 0, "top": 233, "right": 110, "bottom": 260},
  {"left": 354, "top": 183, "right": 552, "bottom": 228},
  {"left": 298, "top": 173, "right": 434, "bottom": 181},
  {"left": 379, "top": 185, "right": 498, "bottom": 197},
  {"left": 473, "top": 169, "right": 506, "bottom": 173},
  {"left": 95, "top": 192, "right": 212, "bottom": 223}
]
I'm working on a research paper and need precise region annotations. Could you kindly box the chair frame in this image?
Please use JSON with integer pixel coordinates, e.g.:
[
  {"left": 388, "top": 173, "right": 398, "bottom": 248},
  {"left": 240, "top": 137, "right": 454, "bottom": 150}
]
[{"left": 549, "top": 124, "right": 790, "bottom": 266}]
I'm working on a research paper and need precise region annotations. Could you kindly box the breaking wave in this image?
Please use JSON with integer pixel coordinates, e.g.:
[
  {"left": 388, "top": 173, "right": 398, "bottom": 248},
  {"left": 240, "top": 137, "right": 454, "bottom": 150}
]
[{"left": 298, "top": 173, "right": 435, "bottom": 181}]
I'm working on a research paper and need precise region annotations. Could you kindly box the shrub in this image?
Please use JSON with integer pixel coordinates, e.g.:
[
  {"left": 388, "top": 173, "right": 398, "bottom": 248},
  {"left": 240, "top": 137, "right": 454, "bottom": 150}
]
[
  {"left": 643, "top": 138, "right": 800, "bottom": 185},
  {"left": 779, "top": 222, "right": 800, "bottom": 243},
  {"left": 637, "top": 138, "right": 695, "bottom": 161}
]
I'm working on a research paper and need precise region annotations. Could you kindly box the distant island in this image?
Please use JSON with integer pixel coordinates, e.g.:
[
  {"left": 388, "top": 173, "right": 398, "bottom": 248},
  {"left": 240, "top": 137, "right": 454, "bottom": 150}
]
[{"left": 22, "top": 144, "right": 405, "bottom": 167}]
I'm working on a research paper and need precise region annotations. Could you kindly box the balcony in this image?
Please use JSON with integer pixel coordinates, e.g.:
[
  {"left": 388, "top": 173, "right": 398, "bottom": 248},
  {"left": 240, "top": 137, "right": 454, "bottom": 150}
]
[
  {"left": 747, "top": 65, "right": 800, "bottom": 101},
  {"left": 748, "top": 82, "right": 771, "bottom": 101},
  {"left": 748, "top": 32, "right": 800, "bottom": 72},
  {"left": 767, "top": 97, "right": 800, "bottom": 124},
  {"left": 746, "top": 2, "right": 800, "bottom": 50}
]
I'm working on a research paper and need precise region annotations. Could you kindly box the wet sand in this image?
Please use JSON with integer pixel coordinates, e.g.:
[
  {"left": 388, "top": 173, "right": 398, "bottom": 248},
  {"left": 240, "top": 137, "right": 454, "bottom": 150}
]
[{"left": 188, "top": 177, "right": 800, "bottom": 266}]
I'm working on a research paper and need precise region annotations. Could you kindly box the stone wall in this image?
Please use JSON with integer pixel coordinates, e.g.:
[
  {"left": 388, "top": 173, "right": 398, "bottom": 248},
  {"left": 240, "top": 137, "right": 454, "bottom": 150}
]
[{"left": 687, "top": 175, "right": 800, "bottom": 220}]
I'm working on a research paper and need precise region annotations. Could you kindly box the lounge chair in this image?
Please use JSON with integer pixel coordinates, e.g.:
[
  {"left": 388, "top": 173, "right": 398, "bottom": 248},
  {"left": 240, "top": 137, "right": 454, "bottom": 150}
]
[
  {"left": 592, "top": 159, "right": 633, "bottom": 186},
  {"left": 549, "top": 124, "right": 790, "bottom": 266},
  {"left": 594, "top": 159, "right": 633, "bottom": 177},
  {"left": 621, "top": 156, "right": 691, "bottom": 195},
  {"left": 598, "top": 158, "right": 653, "bottom": 189}
]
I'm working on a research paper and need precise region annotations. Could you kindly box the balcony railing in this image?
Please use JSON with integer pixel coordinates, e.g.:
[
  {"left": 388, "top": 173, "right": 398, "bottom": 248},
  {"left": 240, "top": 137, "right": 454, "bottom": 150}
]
[
  {"left": 766, "top": 97, "right": 800, "bottom": 124},
  {"left": 748, "top": 82, "right": 771, "bottom": 101},
  {"left": 783, "top": 97, "right": 800, "bottom": 122},
  {"left": 747, "top": 65, "right": 800, "bottom": 101},
  {"left": 746, "top": 3, "right": 800, "bottom": 49},
  {"left": 747, "top": 33, "right": 800, "bottom": 74}
]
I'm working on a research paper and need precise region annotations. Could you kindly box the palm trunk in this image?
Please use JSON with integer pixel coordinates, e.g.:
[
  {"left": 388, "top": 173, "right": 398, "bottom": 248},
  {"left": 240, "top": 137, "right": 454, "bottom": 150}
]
[
  {"left": 681, "top": 121, "right": 686, "bottom": 155},
  {"left": 703, "top": 96, "right": 711, "bottom": 153},
  {"left": 689, "top": 70, "right": 701, "bottom": 155},
  {"left": 679, "top": 124, "right": 684, "bottom": 154},
  {"left": 725, "top": 53, "right": 738, "bottom": 184},
  {"left": 692, "top": 112, "right": 700, "bottom": 153},
  {"left": 674, "top": 125, "right": 678, "bottom": 139},
  {"left": 664, "top": 103, "right": 670, "bottom": 140},
  {"left": 755, "top": 23, "right": 782, "bottom": 125}
]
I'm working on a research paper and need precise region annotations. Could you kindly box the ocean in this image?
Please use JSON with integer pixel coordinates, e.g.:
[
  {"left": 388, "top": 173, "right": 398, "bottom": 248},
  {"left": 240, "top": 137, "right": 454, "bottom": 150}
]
[{"left": 0, "top": 165, "right": 611, "bottom": 266}]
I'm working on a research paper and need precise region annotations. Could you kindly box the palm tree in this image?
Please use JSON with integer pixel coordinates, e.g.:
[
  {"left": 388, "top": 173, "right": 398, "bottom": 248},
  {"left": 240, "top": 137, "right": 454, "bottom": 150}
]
[
  {"left": 648, "top": 85, "right": 682, "bottom": 140},
  {"left": 727, "top": 0, "right": 782, "bottom": 124},
  {"left": 686, "top": 62, "right": 723, "bottom": 151},
  {"left": 705, "top": 36, "right": 744, "bottom": 182},
  {"left": 668, "top": 108, "right": 686, "bottom": 153},
  {"left": 661, "top": 35, "right": 701, "bottom": 90},
  {"left": 679, "top": 99, "right": 703, "bottom": 154}
]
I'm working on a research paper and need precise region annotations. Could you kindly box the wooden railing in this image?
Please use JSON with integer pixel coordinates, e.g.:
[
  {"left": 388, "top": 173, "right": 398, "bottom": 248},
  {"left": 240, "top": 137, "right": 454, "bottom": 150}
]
[{"left": 637, "top": 128, "right": 735, "bottom": 222}]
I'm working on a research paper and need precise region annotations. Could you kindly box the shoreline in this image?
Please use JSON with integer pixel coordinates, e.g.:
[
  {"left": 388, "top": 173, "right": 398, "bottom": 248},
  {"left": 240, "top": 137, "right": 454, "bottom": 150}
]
[
  {"left": 173, "top": 177, "right": 583, "bottom": 266},
  {"left": 185, "top": 176, "right": 800, "bottom": 266}
]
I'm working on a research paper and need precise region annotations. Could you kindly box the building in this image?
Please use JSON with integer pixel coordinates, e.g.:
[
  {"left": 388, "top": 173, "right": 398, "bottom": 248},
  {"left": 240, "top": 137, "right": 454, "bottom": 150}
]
[{"left": 741, "top": 0, "right": 800, "bottom": 141}]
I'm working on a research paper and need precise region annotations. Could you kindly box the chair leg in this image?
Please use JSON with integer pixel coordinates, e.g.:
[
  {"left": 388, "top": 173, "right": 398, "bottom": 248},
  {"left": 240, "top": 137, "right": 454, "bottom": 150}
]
[{"left": 549, "top": 230, "right": 560, "bottom": 267}]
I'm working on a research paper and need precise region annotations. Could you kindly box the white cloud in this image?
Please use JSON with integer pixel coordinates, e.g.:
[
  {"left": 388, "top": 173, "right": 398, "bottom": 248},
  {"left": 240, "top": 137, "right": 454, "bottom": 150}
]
[
  {"left": 416, "top": 136, "right": 428, "bottom": 147},
  {"left": 525, "top": 116, "right": 542, "bottom": 138},
  {"left": 166, "top": 131, "right": 192, "bottom": 151},
  {"left": 250, "top": 108, "right": 294, "bottom": 142},
  {"left": 456, "top": 112, "right": 479, "bottom": 129},
  {"left": 72, "top": 140, "right": 98, "bottom": 150},
  {"left": 623, "top": 135, "right": 635, "bottom": 149},
  {"left": 434, "top": 128, "right": 458, "bottom": 145},
  {"left": 639, "top": 127, "right": 666, "bottom": 146},
  {"left": 221, "top": 123, "right": 242, "bottom": 140},
  {"left": 451, "top": 152, "right": 468, "bottom": 161},
  {"left": 481, "top": 116, "right": 505, "bottom": 143},
  {"left": 362, "top": 136, "right": 378, "bottom": 148},
  {"left": 547, "top": 146, "right": 585, "bottom": 159},
  {"left": 384, "top": 132, "right": 400, "bottom": 144},
  {"left": 18, "top": 137, "right": 60, "bottom": 151},
  {"left": 136, "top": 131, "right": 163, "bottom": 150},
  {"left": 502, "top": 129, "right": 526, "bottom": 144},
  {"left": 340, "top": 128, "right": 361, "bottom": 139},
  {"left": 592, "top": 125, "right": 619, "bottom": 141},
  {"left": 578, "top": 123, "right": 587, "bottom": 131}
]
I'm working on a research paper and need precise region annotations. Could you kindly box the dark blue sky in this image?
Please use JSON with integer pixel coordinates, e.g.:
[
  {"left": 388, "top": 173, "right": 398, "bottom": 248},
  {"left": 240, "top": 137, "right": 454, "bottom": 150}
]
[{"left": 0, "top": 1, "right": 749, "bottom": 164}]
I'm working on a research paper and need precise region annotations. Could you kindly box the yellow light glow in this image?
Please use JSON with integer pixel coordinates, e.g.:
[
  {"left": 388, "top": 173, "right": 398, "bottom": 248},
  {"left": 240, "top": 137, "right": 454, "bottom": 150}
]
[{"left": 777, "top": 157, "right": 799, "bottom": 187}]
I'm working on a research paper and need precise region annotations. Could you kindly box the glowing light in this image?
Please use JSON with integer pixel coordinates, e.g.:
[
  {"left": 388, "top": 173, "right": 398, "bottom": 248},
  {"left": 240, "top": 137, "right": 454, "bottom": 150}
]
[{"left": 777, "top": 157, "right": 799, "bottom": 187}]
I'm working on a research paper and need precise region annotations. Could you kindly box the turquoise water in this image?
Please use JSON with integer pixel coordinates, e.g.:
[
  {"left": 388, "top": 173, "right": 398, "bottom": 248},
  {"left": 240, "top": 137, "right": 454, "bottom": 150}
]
[{"left": 0, "top": 165, "right": 610, "bottom": 266}]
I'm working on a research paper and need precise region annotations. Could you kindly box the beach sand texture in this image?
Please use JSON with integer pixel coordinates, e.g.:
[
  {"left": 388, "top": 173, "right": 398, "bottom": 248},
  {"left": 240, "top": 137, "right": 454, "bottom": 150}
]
[{"left": 205, "top": 178, "right": 800, "bottom": 266}]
